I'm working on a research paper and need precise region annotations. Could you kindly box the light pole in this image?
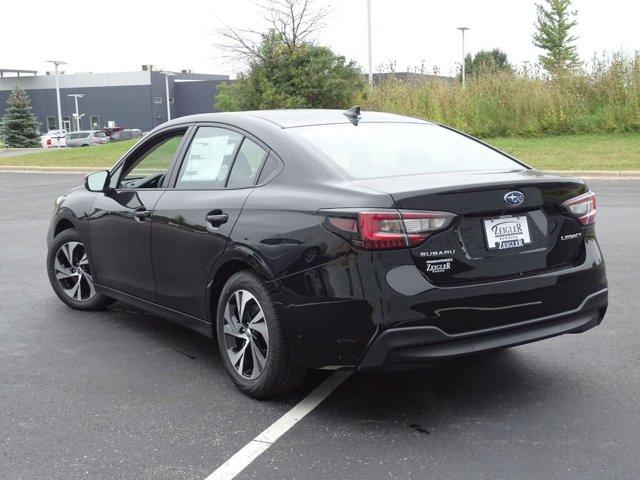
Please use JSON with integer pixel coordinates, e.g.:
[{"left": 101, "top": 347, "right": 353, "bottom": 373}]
[
  {"left": 67, "top": 94, "right": 84, "bottom": 131},
  {"left": 164, "top": 72, "right": 176, "bottom": 121},
  {"left": 367, "top": 0, "right": 373, "bottom": 86},
  {"left": 46, "top": 60, "right": 67, "bottom": 131},
  {"left": 457, "top": 27, "right": 469, "bottom": 88}
]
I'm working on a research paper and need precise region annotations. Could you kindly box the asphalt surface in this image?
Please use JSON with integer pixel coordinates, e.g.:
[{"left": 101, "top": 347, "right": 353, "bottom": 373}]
[{"left": 1, "top": 173, "right": 639, "bottom": 480}]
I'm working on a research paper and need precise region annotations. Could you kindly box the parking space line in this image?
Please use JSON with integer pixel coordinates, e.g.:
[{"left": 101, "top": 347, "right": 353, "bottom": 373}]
[{"left": 204, "top": 371, "right": 352, "bottom": 480}]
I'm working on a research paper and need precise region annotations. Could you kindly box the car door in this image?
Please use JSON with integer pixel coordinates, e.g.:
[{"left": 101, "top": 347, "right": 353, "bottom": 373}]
[
  {"left": 151, "top": 125, "right": 270, "bottom": 319},
  {"left": 88, "top": 126, "right": 190, "bottom": 301}
]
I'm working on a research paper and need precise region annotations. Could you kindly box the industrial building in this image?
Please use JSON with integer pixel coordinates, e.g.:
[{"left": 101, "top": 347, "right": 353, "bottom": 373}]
[{"left": 0, "top": 67, "right": 230, "bottom": 132}]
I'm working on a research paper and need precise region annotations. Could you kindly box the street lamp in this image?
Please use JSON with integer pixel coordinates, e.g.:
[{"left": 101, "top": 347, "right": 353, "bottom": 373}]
[
  {"left": 67, "top": 94, "right": 85, "bottom": 131},
  {"left": 457, "top": 27, "right": 470, "bottom": 88},
  {"left": 46, "top": 60, "right": 67, "bottom": 131},
  {"left": 367, "top": 0, "right": 373, "bottom": 86},
  {"left": 164, "top": 72, "right": 176, "bottom": 121}
]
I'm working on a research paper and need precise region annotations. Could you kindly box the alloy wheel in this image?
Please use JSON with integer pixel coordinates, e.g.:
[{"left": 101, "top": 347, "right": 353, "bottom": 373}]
[
  {"left": 223, "top": 289, "right": 269, "bottom": 379},
  {"left": 54, "top": 241, "right": 96, "bottom": 302}
]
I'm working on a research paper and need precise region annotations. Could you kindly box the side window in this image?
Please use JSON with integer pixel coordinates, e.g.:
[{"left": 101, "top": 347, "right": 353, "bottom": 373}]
[
  {"left": 226, "top": 138, "right": 268, "bottom": 189},
  {"left": 118, "top": 130, "right": 186, "bottom": 189},
  {"left": 257, "top": 153, "right": 283, "bottom": 184},
  {"left": 175, "top": 127, "right": 243, "bottom": 189}
]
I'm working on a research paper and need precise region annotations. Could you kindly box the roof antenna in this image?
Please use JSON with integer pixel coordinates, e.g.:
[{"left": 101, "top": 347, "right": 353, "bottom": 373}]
[{"left": 343, "top": 105, "right": 361, "bottom": 125}]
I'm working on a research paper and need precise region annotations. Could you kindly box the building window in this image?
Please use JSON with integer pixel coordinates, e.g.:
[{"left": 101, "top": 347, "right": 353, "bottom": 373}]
[
  {"left": 153, "top": 96, "right": 163, "bottom": 104},
  {"left": 169, "top": 97, "right": 174, "bottom": 104},
  {"left": 62, "top": 116, "right": 71, "bottom": 132},
  {"left": 90, "top": 115, "right": 100, "bottom": 130},
  {"left": 47, "top": 116, "right": 57, "bottom": 131}
]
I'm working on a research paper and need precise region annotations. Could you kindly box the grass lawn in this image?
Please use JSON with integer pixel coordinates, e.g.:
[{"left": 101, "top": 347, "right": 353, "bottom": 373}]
[
  {"left": 1, "top": 133, "right": 639, "bottom": 171},
  {"left": 485, "top": 133, "right": 640, "bottom": 171},
  {"left": 0, "top": 139, "right": 139, "bottom": 168}
]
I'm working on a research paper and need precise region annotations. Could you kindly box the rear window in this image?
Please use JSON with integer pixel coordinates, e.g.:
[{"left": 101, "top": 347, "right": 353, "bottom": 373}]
[
  {"left": 291, "top": 123, "right": 523, "bottom": 179},
  {"left": 94, "top": 132, "right": 106, "bottom": 137}
]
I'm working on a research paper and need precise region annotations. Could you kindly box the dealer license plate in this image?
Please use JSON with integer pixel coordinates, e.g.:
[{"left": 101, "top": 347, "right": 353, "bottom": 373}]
[{"left": 484, "top": 215, "right": 531, "bottom": 250}]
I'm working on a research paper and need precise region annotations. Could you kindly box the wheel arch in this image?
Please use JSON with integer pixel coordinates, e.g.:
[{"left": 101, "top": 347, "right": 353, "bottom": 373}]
[
  {"left": 206, "top": 245, "right": 279, "bottom": 329},
  {"left": 53, "top": 216, "right": 77, "bottom": 237}
]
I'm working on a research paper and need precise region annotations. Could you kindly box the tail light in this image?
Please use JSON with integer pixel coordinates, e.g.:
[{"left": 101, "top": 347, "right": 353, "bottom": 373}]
[
  {"left": 563, "top": 191, "right": 596, "bottom": 225},
  {"left": 46, "top": 138, "right": 52, "bottom": 146},
  {"left": 323, "top": 209, "right": 456, "bottom": 250}
]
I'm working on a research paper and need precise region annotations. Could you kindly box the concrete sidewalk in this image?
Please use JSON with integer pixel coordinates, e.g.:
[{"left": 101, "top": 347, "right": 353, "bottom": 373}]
[
  {"left": 0, "top": 148, "right": 46, "bottom": 159},
  {"left": 2, "top": 165, "right": 640, "bottom": 179}
]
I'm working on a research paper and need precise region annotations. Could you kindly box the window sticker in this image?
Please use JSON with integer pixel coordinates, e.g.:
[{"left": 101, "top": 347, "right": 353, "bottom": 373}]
[{"left": 181, "top": 136, "right": 230, "bottom": 182}]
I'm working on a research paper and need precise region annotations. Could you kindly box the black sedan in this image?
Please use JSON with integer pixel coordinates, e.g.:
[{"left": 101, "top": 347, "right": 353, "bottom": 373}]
[{"left": 46, "top": 108, "right": 608, "bottom": 398}]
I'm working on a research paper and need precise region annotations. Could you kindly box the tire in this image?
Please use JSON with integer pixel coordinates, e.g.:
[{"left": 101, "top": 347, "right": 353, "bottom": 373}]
[
  {"left": 216, "top": 270, "right": 307, "bottom": 398},
  {"left": 47, "top": 228, "right": 114, "bottom": 311}
]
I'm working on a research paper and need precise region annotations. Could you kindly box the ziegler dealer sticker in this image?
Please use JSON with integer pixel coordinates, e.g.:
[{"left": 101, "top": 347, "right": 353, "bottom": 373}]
[
  {"left": 425, "top": 258, "right": 453, "bottom": 273},
  {"left": 484, "top": 215, "right": 532, "bottom": 250}
]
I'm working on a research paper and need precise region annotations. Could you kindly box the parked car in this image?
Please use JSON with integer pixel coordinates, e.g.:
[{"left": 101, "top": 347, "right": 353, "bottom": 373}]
[
  {"left": 46, "top": 109, "right": 608, "bottom": 398},
  {"left": 65, "top": 130, "right": 110, "bottom": 147},
  {"left": 40, "top": 129, "right": 67, "bottom": 148},
  {"left": 103, "top": 127, "right": 124, "bottom": 138},
  {"left": 110, "top": 128, "right": 143, "bottom": 142}
]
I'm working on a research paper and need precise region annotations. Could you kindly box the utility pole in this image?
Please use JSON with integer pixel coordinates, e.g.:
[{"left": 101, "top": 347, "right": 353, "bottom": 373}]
[
  {"left": 367, "top": 0, "right": 373, "bottom": 86},
  {"left": 67, "top": 94, "right": 84, "bottom": 131},
  {"left": 457, "top": 27, "right": 469, "bottom": 88},
  {"left": 46, "top": 60, "right": 67, "bottom": 131},
  {"left": 164, "top": 72, "right": 176, "bottom": 121}
]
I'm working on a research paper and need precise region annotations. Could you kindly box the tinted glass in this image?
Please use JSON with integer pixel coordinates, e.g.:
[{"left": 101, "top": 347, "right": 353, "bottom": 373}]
[
  {"left": 257, "top": 153, "right": 282, "bottom": 184},
  {"left": 94, "top": 132, "right": 107, "bottom": 138},
  {"left": 175, "top": 127, "right": 243, "bottom": 189},
  {"left": 118, "top": 131, "right": 186, "bottom": 187},
  {"left": 226, "top": 138, "right": 268, "bottom": 189},
  {"left": 291, "top": 123, "right": 523, "bottom": 179}
]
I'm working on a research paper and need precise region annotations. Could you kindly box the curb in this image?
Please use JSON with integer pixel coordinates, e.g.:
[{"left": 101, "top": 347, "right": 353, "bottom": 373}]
[
  {"left": 545, "top": 170, "right": 640, "bottom": 179},
  {"left": 0, "top": 166, "right": 100, "bottom": 174},
  {"left": 1, "top": 165, "right": 640, "bottom": 179}
]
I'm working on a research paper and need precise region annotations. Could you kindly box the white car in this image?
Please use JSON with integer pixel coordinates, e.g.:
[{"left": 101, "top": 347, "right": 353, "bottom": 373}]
[{"left": 40, "top": 130, "right": 67, "bottom": 148}]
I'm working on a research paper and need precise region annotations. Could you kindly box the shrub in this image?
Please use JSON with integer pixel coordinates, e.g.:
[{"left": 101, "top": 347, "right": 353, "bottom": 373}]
[{"left": 362, "top": 53, "right": 640, "bottom": 138}]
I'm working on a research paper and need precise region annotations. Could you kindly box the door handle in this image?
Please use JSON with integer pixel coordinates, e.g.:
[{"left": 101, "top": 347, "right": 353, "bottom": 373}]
[
  {"left": 133, "top": 208, "right": 150, "bottom": 222},
  {"left": 206, "top": 210, "right": 229, "bottom": 227}
]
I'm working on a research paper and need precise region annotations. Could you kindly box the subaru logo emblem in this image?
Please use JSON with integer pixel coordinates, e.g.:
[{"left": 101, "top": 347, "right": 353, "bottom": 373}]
[{"left": 504, "top": 191, "right": 525, "bottom": 206}]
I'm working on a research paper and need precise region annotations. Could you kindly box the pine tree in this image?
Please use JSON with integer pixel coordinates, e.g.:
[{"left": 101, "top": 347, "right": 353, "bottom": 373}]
[
  {"left": 1, "top": 87, "right": 41, "bottom": 148},
  {"left": 533, "top": 0, "right": 581, "bottom": 74}
]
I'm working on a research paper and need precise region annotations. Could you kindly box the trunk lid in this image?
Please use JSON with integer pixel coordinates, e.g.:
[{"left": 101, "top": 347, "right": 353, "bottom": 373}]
[{"left": 354, "top": 169, "right": 589, "bottom": 285}]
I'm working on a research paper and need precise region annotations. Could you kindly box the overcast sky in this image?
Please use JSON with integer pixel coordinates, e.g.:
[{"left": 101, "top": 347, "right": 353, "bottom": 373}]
[{"left": 1, "top": 0, "right": 638, "bottom": 77}]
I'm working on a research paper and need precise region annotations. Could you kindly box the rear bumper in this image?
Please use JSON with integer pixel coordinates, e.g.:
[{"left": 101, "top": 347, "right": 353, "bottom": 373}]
[{"left": 358, "top": 288, "right": 607, "bottom": 372}]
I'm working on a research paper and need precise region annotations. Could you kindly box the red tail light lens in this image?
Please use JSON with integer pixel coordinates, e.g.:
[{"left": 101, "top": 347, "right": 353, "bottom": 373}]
[
  {"left": 563, "top": 191, "right": 596, "bottom": 225},
  {"left": 46, "top": 138, "right": 52, "bottom": 146},
  {"left": 325, "top": 210, "right": 455, "bottom": 250}
]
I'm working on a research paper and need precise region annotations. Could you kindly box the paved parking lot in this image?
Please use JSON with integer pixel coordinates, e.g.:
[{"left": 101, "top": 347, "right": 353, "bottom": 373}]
[{"left": 1, "top": 173, "right": 639, "bottom": 480}]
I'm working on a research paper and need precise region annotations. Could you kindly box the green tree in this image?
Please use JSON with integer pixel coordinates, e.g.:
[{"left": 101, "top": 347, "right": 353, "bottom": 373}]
[
  {"left": 533, "top": 0, "right": 580, "bottom": 73},
  {"left": 216, "top": 31, "right": 363, "bottom": 110},
  {"left": 463, "top": 49, "right": 512, "bottom": 77},
  {"left": 215, "top": 0, "right": 363, "bottom": 111},
  {"left": 1, "top": 87, "right": 41, "bottom": 147}
]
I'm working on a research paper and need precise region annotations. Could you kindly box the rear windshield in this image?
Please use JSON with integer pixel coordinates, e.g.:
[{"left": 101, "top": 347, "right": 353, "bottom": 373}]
[
  {"left": 291, "top": 123, "right": 523, "bottom": 178},
  {"left": 94, "top": 132, "right": 107, "bottom": 137}
]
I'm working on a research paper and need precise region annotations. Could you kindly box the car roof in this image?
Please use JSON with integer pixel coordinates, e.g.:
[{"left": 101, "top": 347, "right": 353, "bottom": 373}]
[{"left": 164, "top": 109, "right": 433, "bottom": 129}]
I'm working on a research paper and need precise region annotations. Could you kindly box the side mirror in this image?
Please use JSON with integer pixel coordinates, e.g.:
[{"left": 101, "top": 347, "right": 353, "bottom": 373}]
[{"left": 85, "top": 170, "right": 109, "bottom": 192}]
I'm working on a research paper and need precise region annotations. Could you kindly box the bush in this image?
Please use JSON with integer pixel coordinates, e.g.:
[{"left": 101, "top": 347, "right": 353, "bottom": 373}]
[
  {"left": 362, "top": 53, "right": 640, "bottom": 138},
  {"left": 216, "top": 31, "right": 364, "bottom": 111}
]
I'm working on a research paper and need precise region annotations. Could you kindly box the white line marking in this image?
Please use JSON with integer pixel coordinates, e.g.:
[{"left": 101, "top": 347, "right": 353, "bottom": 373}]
[{"left": 204, "top": 370, "right": 352, "bottom": 480}]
